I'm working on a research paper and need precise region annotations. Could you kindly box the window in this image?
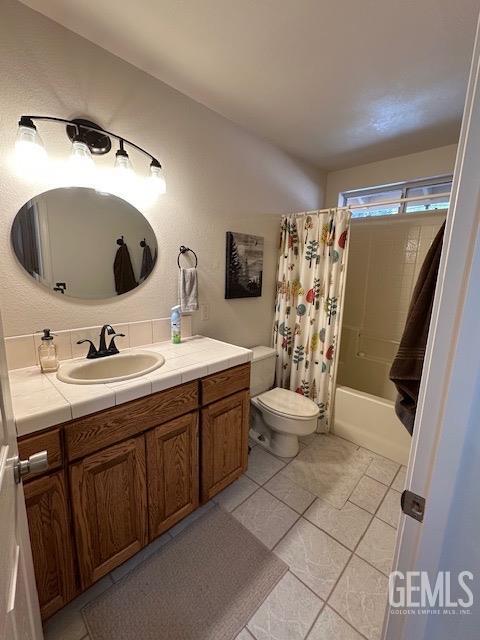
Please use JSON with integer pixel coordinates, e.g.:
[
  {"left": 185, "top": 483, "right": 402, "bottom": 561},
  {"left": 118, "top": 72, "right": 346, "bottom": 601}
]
[{"left": 341, "top": 176, "right": 452, "bottom": 219}]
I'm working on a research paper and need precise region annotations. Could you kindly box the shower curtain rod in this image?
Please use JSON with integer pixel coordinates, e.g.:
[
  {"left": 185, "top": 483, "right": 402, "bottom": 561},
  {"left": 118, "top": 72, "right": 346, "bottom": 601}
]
[{"left": 296, "top": 191, "right": 451, "bottom": 215}]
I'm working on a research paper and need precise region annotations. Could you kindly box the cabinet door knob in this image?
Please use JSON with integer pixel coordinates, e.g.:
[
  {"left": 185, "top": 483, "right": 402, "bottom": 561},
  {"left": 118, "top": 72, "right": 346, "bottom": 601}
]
[{"left": 14, "top": 450, "right": 48, "bottom": 483}]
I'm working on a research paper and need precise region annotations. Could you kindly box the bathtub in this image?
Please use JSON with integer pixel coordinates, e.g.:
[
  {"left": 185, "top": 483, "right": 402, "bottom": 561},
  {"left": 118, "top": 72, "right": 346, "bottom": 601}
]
[{"left": 334, "top": 385, "right": 411, "bottom": 465}]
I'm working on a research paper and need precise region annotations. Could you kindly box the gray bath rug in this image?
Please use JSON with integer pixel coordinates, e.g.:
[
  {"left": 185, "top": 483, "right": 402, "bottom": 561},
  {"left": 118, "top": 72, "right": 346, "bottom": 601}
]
[
  {"left": 83, "top": 505, "right": 287, "bottom": 640},
  {"left": 281, "top": 434, "right": 373, "bottom": 508}
]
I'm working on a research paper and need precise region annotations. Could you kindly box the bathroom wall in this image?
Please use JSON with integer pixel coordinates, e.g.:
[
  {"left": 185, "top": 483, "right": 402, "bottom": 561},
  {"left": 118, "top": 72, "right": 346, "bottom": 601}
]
[
  {"left": 325, "top": 144, "right": 457, "bottom": 207},
  {"left": 0, "top": 0, "right": 325, "bottom": 347},
  {"left": 338, "top": 212, "right": 446, "bottom": 400}
]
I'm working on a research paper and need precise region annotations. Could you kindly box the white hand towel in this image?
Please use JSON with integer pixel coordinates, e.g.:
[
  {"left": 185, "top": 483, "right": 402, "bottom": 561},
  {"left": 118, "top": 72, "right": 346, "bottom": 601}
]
[{"left": 179, "top": 267, "right": 198, "bottom": 312}]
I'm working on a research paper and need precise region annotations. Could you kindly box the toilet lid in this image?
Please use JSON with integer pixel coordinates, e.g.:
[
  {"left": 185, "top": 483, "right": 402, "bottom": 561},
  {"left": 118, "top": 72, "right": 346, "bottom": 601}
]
[{"left": 257, "top": 387, "right": 320, "bottom": 419}]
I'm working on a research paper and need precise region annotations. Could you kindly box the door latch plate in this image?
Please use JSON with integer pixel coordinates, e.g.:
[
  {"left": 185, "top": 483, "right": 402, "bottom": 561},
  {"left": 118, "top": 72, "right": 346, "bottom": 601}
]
[{"left": 401, "top": 489, "right": 425, "bottom": 522}]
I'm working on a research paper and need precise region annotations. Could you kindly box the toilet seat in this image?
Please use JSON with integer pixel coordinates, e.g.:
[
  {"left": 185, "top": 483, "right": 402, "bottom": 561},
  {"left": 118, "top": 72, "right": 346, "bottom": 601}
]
[{"left": 257, "top": 387, "right": 320, "bottom": 420}]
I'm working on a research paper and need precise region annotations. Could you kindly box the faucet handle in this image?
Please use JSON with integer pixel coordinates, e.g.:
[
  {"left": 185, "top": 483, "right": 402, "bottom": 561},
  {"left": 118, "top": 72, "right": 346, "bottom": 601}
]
[
  {"left": 77, "top": 339, "right": 98, "bottom": 359},
  {"left": 107, "top": 333, "right": 125, "bottom": 355}
]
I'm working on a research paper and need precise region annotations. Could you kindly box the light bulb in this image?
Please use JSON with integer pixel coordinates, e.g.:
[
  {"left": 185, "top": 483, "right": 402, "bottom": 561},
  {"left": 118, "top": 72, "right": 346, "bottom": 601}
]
[
  {"left": 109, "top": 147, "right": 136, "bottom": 199},
  {"left": 147, "top": 160, "right": 166, "bottom": 195},
  {"left": 68, "top": 139, "right": 95, "bottom": 186},
  {"left": 114, "top": 149, "right": 134, "bottom": 177},
  {"left": 14, "top": 118, "right": 47, "bottom": 174}
]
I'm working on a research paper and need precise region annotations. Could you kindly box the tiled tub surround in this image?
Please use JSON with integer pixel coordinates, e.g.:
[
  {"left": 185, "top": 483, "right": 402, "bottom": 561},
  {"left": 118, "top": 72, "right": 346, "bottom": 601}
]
[
  {"left": 4, "top": 316, "right": 193, "bottom": 371},
  {"left": 10, "top": 334, "right": 252, "bottom": 435},
  {"left": 338, "top": 213, "right": 446, "bottom": 402}
]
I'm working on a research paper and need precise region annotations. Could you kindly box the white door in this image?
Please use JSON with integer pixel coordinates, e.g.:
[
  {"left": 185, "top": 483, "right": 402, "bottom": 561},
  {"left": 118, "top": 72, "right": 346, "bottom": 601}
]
[
  {"left": 0, "top": 311, "right": 43, "bottom": 640},
  {"left": 384, "top": 13, "right": 480, "bottom": 640}
]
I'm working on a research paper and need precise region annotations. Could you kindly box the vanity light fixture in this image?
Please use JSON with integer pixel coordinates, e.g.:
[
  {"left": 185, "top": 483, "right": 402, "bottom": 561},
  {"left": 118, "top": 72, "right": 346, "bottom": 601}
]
[
  {"left": 111, "top": 139, "right": 135, "bottom": 198},
  {"left": 114, "top": 140, "right": 134, "bottom": 176},
  {"left": 148, "top": 158, "right": 167, "bottom": 195},
  {"left": 69, "top": 133, "right": 95, "bottom": 185},
  {"left": 15, "top": 116, "right": 47, "bottom": 171},
  {"left": 14, "top": 115, "right": 166, "bottom": 198}
]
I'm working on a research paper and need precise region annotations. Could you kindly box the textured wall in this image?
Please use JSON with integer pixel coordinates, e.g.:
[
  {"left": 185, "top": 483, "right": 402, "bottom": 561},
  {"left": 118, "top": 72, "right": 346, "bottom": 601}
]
[{"left": 0, "top": 0, "right": 325, "bottom": 345}]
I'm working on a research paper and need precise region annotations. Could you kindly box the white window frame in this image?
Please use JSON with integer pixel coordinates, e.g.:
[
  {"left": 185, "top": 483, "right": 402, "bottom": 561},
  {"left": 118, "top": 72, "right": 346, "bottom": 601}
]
[{"left": 340, "top": 174, "right": 453, "bottom": 217}]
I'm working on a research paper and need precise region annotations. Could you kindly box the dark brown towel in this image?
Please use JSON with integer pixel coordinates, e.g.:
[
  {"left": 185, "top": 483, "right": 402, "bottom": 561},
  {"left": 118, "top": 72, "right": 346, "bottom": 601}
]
[
  {"left": 114, "top": 243, "right": 138, "bottom": 295},
  {"left": 390, "top": 221, "right": 445, "bottom": 434},
  {"left": 140, "top": 243, "right": 154, "bottom": 281}
]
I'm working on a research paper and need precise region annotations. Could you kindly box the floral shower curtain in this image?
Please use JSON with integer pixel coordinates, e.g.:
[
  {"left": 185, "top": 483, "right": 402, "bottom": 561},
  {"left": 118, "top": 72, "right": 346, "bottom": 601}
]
[{"left": 273, "top": 209, "right": 350, "bottom": 432}]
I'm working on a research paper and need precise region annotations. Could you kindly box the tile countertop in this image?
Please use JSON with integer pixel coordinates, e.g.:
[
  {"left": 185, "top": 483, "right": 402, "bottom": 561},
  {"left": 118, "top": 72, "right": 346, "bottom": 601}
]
[{"left": 10, "top": 336, "right": 253, "bottom": 437}]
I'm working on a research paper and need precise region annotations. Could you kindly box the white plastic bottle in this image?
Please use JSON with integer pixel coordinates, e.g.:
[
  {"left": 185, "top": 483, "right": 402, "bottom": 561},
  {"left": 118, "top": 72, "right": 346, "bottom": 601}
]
[{"left": 171, "top": 305, "right": 182, "bottom": 344}]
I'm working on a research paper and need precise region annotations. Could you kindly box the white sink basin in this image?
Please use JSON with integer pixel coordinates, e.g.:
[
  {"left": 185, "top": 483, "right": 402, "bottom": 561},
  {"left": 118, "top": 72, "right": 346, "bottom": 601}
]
[{"left": 57, "top": 351, "right": 165, "bottom": 385}]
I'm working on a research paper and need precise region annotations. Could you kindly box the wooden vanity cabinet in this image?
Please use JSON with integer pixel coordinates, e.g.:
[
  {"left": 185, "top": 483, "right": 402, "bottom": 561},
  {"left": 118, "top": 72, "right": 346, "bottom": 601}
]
[
  {"left": 201, "top": 389, "right": 250, "bottom": 502},
  {"left": 18, "top": 362, "right": 250, "bottom": 614},
  {"left": 146, "top": 412, "right": 199, "bottom": 539},
  {"left": 70, "top": 435, "right": 148, "bottom": 589},
  {"left": 23, "top": 471, "right": 77, "bottom": 619}
]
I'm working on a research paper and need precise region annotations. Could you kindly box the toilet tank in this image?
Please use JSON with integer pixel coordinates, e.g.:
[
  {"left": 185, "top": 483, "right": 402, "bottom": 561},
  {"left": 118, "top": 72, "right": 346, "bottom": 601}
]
[{"left": 250, "top": 346, "right": 276, "bottom": 397}]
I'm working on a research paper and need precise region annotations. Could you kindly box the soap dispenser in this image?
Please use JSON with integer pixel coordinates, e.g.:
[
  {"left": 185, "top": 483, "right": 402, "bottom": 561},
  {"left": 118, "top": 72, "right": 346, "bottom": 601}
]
[{"left": 37, "top": 329, "right": 59, "bottom": 373}]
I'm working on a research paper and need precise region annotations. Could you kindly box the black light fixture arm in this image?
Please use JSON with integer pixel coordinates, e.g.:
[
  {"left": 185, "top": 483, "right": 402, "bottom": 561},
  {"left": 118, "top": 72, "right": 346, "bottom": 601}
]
[{"left": 19, "top": 115, "right": 161, "bottom": 168}]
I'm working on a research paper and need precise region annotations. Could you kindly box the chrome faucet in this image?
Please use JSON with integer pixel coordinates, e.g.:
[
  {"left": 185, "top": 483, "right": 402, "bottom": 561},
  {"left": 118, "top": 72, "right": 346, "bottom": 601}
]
[{"left": 77, "top": 324, "right": 125, "bottom": 359}]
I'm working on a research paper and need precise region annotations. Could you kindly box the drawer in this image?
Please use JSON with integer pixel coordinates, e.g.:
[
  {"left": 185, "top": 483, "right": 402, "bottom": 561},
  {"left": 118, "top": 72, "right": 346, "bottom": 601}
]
[
  {"left": 65, "top": 381, "right": 198, "bottom": 461},
  {"left": 18, "top": 428, "right": 63, "bottom": 481},
  {"left": 201, "top": 363, "right": 251, "bottom": 405}
]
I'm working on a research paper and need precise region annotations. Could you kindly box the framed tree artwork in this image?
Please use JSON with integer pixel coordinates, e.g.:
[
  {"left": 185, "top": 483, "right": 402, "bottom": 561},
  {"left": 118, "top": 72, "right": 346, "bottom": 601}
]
[{"left": 225, "top": 231, "right": 264, "bottom": 299}]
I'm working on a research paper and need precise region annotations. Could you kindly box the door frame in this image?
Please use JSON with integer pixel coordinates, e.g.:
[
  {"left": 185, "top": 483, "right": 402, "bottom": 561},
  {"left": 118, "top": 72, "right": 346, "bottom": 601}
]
[
  {"left": 0, "top": 316, "right": 43, "bottom": 639},
  {"left": 384, "top": 14, "right": 480, "bottom": 640}
]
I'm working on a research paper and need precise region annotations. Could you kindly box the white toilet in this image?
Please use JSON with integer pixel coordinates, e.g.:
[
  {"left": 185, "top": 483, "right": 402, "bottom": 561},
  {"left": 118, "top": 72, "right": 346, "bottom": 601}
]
[{"left": 249, "top": 346, "right": 320, "bottom": 458}]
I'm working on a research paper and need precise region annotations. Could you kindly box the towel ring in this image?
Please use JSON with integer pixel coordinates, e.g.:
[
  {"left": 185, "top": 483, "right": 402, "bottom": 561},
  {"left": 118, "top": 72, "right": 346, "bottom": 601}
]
[{"left": 177, "top": 245, "right": 198, "bottom": 269}]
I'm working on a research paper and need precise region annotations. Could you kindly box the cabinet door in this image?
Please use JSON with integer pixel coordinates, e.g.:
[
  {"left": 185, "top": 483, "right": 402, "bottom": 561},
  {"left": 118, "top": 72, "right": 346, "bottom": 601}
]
[
  {"left": 146, "top": 412, "right": 199, "bottom": 539},
  {"left": 201, "top": 390, "right": 249, "bottom": 501},
  {"left": 24, "top": 471, "right": 76, "bottom": 620},
  {"left": 70, "top": 436, "right": 147, "bottom": 589}
]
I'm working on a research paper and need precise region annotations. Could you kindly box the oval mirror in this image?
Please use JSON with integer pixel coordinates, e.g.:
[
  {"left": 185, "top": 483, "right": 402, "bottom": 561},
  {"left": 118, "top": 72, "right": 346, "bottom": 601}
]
[{"left": 11, "top": 187, "right": 157, "bottom": 299}]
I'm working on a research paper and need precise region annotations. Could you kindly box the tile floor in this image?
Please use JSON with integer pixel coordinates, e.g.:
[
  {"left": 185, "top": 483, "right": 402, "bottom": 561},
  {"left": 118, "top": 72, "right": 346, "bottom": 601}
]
[{"left": 44, "top": 433, "right": 406, "bottom": 640}]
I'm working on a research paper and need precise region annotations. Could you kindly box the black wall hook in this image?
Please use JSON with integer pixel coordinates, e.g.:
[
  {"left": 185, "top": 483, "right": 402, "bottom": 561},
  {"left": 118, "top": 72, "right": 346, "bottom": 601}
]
[
  {"left": 177, "top": 245, "right": 198, "bottom": 269},
  {"left": 140, "top": 238, "right": 146, "bottom": 247},
  {"left": 117, "top": 236, "right": 125, "bottom": 246}
]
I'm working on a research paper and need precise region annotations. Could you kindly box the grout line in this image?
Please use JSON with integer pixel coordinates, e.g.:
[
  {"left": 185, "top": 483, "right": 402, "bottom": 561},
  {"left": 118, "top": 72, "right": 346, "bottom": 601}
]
[
  {"left": 322, "top": 472, "right": 396, "bottom": 634},
  {"left": 269, "top": 511, "right": 374, "bottom": 608},
  {"left": 352, "top": 549, "right": 396, "bottom": 579},
  {"left": 364, "top": 468, "right": 399, "bottom": 487},
  {"left": 319, "top": 604, "right": 371, "bottom": 640},
  {"left": 267, "top": 509, "right": 301, "bottom": 549},
  {"left": 303, "top": 504, "right": 374, "bottom": 553},
  {"left": 303, "top": 600, "right": 327, "bottom": 640},
  {"left": 228, "top": 482, "right": 263, "bottom": 513},
  {"left": 244, "top": 570, "right": 319, "bottom": 640},
  {"left": 243, "top": 446, "right": 318, "bottom": 515},
  {"left": 327, "top": 570, "right": 385, "bottom": 640},
  {"left": 305, "top": 602, "right": 371, "bottom": 640},
  {"left": 228, "top": 471, "right": 313, "bottom": 549},
  {"left": 261, "top": 480, "right": 315, "bottom": 516}
]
